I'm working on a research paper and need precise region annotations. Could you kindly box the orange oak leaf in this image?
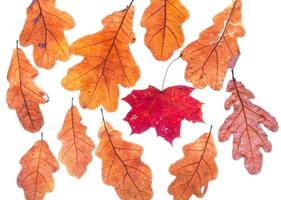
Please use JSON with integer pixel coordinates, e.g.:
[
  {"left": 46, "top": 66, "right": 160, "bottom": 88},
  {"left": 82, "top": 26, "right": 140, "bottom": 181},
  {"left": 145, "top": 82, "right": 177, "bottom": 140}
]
[
  {"left": 58, "top": 99, "right": 95, "bottom": 178},
  {"left": 62, "top": 5, "right": 140, "bottom": 112},
  {"left": 19, "top": 0, "right": 75, "bottom": 69},
  {"left": 168, "top": 129, "right": 218, "bottom": 200},
  {"left": 17, "top": 138, "right": 59, "bottom": 200},
  {"left": 219, "top": 77, "right": 279, "bottom": 174},
  {"left": 141, "top": 0, "right": 189, "bottom": 60},
  {"left": 96, "top": 111, "right": 153, "bottom": 200},
  {"left": 181, "top": 0, "right": 245, "bottom": 90},
  {"left": 6, "top": 44, "right": 48, "bottom": 133}
]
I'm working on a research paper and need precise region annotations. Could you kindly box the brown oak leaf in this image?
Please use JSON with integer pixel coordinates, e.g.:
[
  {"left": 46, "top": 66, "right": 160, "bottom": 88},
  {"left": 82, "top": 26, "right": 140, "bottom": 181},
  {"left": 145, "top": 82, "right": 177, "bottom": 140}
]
[{"left": 219, "top": 78, "right": 279, "bottom": 174}]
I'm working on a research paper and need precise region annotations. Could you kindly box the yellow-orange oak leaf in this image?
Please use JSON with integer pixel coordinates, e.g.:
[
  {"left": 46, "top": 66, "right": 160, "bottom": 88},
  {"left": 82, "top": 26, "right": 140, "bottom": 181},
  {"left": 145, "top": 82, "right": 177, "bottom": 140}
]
[
  {"left": 168, "top": 130, "right": 218, "bottom": 200},
  {"left": 62, "top": 6, "right": 140, "bottom": 112},
  {"left": 6, "top": 45, "right": 48, "bottom": 133},
  {"left": 19, "top": 0, "right": 75, "bottom": 69},
  {"left": 181, "top": 0, "right": 245, "bottom": 90},
  {"left": 219, "top": 78, "right": 279, "bottom": 174},
  {"left": 58, "top": 99, "right": 95, "bottom": 178},
  {"left": 141, "top": 0, "right": 189, "bottom": 61},
  {"left": 96, "top": 116, "right": 153, "bottom": 200},
  {"left": 17, "top": 139, "right": 59, "bottom": 200}
]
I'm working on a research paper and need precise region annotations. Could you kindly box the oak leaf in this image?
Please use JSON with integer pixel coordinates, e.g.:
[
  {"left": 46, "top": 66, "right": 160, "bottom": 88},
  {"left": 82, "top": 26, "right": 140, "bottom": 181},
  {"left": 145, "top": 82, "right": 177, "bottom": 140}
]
[
  {"left": 58, "top": 99, "right": 95, "bottom": 178},
  {"left": 19, "top": 0, "right": 75, "bottom": 69},
  {"left": 6, "top": 45, "right": 48, "bottom": 133},
  {"left": 123, "top": 85, "right": 203, "bottom": 144},
  {"left": 141, "top": 0, "right": 189, "bottom": 60},
  {"left": 168, "top": 131, "right": 218, "bottom": 200},
  {"left": 96, "top": 117, "right": 153, "bottom": 200},
  {"left": 219, "top": 79, "right": 279, "bottom": 174},
  {"left": 181, "top": 0, "right": 245, "bottom": 90},
  {"left": 17, "top": 139, "right": 59, "bottom": 200},
  {"left": 62, "top": 6, "right": 140, "bottom": 112}
]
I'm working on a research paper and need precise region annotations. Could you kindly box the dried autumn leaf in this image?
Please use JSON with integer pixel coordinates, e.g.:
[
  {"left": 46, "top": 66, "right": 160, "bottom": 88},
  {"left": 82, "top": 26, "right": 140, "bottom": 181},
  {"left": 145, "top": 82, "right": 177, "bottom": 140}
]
[
  {"left": 168, "top": 130, "right": 218, "bottom": 200},
  {"left": 17, "top": 139, "right": 59, "bottom": 200},
  {"left": 19, "top": 0, "right": 75, "bottom": 69},
  {"left": 219, "top": 79, "right": 279, "bottom": 174},
  {"left": 58, "top": 99, "right": 95, "bottom": 178},
  {"left": 62, "top": 6, "right": 140, "bottom": 112},
  {"left": 96, "top": 116, "right": 153, "bottom": 200},
  {"left": 6, "top": 45, "right": 48, "bottom": 133},
  {"left": 181, "top": 0, "right": 245, "bottom": 90},
  {"left": 141, "top": 0, "right": 189, "bottom": 60},
  {"left": 123, "top": 85, "right": 203, "bottom": 143}
]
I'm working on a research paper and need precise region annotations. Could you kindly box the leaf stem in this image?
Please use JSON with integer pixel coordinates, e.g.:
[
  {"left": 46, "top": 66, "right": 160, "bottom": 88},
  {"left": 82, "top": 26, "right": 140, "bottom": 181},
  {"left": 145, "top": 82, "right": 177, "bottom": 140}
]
[
  {"left": 41, "top": 132, "right": 43, "bottom": 141},
  {"left": 71, "top": 97, "right": 74, "bottom": 107},
  {"left": 127, "top": 0, "right": 135, "bottom": 8},
  {"left": 100, "top": 108, "right": 107, "bottom": 129},
  {"left": 16, "top": 40, "right": 19, "bottom": 49},
  {"left": 161, "top": 55, "right": 182, "bottom": 91},
  {"left": 100, "top": 108, "right": 113, "bottom": 140},
  {"left": 231, "top": 69, "right": 236, "bottom": 81},
  {"left": 209, "top": 125, "right": 213, "bottom": 135}
]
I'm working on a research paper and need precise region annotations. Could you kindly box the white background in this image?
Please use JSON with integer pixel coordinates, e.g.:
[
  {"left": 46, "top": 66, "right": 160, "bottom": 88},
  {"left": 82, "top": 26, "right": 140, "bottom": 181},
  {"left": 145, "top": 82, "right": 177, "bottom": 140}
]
[{"left": 0, "top": 0, "right": 281, "bottom": 199}]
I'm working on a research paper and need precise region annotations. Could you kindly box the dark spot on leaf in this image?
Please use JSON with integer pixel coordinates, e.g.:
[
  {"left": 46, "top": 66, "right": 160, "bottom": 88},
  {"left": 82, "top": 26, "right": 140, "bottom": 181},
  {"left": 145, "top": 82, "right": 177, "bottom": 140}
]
[
  {"left": 38, "top": 43, "right": 46, "bottom": 49},
  {"left": 33, "top": 17, "right": 39, "bottom": 25}
]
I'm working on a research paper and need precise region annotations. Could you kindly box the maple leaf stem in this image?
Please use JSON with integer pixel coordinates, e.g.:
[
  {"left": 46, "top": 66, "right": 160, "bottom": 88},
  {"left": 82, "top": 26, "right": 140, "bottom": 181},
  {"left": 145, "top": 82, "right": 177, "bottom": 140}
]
[
  {"left": 16, "top": 40, "right": 19, "bottom": 49},
  {"left": 161, "top": 55, "right": 182, "bottom": 91},
  {"left": 41, "top": 132, "right": 43, "bottom": 141}
]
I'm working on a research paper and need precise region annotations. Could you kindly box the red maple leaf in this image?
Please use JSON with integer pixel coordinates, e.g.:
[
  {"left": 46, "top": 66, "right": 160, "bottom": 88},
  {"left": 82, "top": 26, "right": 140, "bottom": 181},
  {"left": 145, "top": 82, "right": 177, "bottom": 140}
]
[
  {"left": 123, "top": 85, "right": 203, "bottom": 143},
  {"left": 219, "top": 79, "right": 279, "bottom": 174}
]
